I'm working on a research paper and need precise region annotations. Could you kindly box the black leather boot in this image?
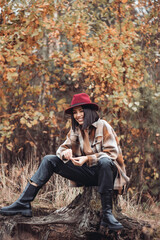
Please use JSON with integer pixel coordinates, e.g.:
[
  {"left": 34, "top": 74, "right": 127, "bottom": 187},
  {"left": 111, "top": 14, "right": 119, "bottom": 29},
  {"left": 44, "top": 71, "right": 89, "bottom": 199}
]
[
  {"left": 0, "top": 183, "right": 40, "bottom": 217},
  {"left": 100, "top": 190, "right": 123, "bottom": 230}
]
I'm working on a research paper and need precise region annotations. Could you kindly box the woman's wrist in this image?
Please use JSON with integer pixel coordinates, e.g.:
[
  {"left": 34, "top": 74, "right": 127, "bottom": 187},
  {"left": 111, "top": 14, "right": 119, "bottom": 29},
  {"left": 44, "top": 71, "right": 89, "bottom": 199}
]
[{"left": 85, "top": 156, "right": 89, "bottom": 162}]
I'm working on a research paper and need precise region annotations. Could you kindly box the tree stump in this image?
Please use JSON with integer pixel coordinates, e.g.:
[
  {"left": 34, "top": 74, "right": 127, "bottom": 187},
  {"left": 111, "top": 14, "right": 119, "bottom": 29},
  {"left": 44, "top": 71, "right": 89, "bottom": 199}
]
[{"left": 0, "top": 187, "right": 158, "bottom": 240}]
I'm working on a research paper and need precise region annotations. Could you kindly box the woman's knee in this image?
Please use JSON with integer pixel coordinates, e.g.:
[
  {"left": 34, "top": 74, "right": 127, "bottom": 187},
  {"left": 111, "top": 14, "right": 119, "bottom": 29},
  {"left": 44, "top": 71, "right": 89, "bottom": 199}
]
[
  {"left": 98, "top": 157, "right": 113, "bottom": 169},
  {"left": 42, "top": 155, "right": 60, "bottom": 168}
]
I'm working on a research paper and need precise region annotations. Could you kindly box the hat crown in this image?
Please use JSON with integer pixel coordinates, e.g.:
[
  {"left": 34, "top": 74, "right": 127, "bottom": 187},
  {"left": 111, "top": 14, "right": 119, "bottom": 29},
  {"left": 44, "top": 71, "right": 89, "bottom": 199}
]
[
  {"left": 71, "top": 93, "right": 91, "bottom": 106},
  {"left": 65, "top": 93, "right": 99, "bottom": 114}
]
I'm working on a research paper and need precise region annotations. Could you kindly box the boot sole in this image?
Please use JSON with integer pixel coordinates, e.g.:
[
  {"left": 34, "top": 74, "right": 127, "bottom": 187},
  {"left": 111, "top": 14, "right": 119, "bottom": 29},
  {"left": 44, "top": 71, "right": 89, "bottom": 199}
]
[
  {"left": 0, "top": 210, "right": 32, "bottom": 217},
  {"left": 101, "top": 221, "right": 124, "bottom": 231}
]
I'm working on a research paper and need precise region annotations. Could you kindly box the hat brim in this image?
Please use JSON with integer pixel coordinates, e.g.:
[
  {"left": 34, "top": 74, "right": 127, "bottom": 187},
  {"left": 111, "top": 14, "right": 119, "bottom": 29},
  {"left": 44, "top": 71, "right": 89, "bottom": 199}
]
[{"left": 65, "top": 103, "right": 99, "bottom": 114}]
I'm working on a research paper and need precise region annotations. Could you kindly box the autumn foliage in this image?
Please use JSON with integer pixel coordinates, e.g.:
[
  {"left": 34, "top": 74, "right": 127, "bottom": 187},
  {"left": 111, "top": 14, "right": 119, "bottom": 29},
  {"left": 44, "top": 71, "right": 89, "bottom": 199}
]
[{"left": 0, "top": 0, "right": 159, "bottom": 201}]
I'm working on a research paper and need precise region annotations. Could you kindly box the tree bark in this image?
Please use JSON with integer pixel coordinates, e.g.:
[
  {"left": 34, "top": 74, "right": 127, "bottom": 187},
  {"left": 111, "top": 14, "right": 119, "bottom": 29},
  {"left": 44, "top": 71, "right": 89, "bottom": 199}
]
[{"left": 0, "top": 187, "right": 158, "bottom": 240}]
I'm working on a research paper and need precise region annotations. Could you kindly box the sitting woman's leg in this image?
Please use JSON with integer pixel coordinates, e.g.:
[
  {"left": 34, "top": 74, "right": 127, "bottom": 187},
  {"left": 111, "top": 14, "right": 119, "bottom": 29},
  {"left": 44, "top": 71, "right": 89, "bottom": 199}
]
[
  {"left": 30, "top": 155, "right": 63, "bottom": 187},
  {"left": 0, "top": 155, "right": 63, "bottom": 216},
  {"left": 0, "top": 155, "right": 98, "bottom": 217},
  {"left": 97, "top": 157, "right": 123, "bottom": 230}
]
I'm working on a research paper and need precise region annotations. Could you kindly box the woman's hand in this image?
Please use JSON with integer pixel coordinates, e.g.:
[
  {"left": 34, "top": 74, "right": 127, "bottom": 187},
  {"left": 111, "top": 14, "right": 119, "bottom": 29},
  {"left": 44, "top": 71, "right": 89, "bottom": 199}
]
[
  {"left": 63, "top": 149, "right": 73, "bottom": 160},
  {"left": 71, "top": 156, "right": 88, "bottom": 166}
]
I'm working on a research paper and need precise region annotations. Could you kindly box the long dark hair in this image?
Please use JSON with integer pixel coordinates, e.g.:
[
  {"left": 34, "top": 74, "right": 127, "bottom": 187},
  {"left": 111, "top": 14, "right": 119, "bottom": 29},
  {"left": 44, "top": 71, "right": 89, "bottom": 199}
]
[{"left": 71, "top": 105, "right": 99, "bottom": 131}]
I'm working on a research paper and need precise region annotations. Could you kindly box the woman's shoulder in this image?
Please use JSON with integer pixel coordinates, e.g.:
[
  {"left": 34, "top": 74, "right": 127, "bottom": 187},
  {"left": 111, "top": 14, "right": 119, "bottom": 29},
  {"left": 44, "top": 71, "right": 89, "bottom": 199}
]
[
  {"left": 94, "top": 118, "right": 112, "bottom": 129},
  {"left": 92, "top": 119, "right": 113, "bottom": 136}
]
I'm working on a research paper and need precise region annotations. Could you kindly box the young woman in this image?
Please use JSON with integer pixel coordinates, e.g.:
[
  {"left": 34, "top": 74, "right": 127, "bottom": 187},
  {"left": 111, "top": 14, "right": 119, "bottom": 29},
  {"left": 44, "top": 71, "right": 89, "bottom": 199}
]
[{"left": 0, "top": 93, "right": 129, "bottom": 231}]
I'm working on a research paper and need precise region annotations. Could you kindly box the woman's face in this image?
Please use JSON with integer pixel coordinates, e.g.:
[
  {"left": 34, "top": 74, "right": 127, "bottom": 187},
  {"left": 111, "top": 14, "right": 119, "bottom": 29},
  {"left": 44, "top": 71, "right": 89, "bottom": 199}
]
[{"left": 73, "top": 106, "right": 84, "bottom": 125}]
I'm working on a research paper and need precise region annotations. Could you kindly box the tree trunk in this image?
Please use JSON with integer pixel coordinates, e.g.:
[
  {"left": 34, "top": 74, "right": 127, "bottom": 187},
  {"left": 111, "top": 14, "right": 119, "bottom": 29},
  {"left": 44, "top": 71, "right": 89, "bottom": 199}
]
[{"left": 0, "top": 187, "right": 158, "bottom": 240}]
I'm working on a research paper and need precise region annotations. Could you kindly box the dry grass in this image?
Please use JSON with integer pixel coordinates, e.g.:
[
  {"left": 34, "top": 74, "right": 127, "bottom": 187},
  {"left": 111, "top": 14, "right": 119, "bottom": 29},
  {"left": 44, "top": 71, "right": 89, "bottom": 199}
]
[{"left": 119, "top": 192, "right": 160, "bottom": 230}]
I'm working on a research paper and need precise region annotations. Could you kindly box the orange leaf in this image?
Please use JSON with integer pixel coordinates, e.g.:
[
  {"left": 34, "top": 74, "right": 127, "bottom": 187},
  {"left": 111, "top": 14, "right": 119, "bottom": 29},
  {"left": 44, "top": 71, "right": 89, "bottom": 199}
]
[{"left": 0, "top": 55, "right": 5, "bottom": 62}]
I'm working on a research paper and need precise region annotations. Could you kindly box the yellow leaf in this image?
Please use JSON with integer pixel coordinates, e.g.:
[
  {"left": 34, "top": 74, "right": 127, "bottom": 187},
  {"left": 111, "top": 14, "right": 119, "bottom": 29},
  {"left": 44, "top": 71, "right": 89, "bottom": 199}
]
[
  {"left": 7, "top": 72, "right": 18, "bottom": 81},
  {"left": 26, "top": 122, "right": 32, "bottom": 128},
  {"left": 154, "top": 173, "right": 159, "bottom": 180},
  {"left": 6, "top": 143, "right": 13, "bottom": 151},
  {"left": 66, "top": 120, "right": 71, "bottom": 129},
  {"left": 57, "top": 98, "right": 66, "bottom": 105},
  {"left": 145, "top": 176, "right": 150, "bottom": 180},
  {"left": 18, "top": 147, "right": 23, "bottom": 153},
  {"left": 45, "top": 75, "right": 50, "bottom": 81},
  {"left": 39, "top": 115, "right": 45, "bottom": 121},
  {"left": 0, "top": 136, "right": 5, "bottom": 143},
  {"left": 134, "top": 157, "right": 139, "bottom": 163},
  {"left": 0, "top": 55, "right": 5, "bottom": 62},
  {"left": 57, "top": 98, "right": 67, "bottom": 112},
  {"left": 26, "top": 141, "right": 35, "bottom": 147},
  {"left": 20, "top": 117, "right": 26, "bottom": 124},
  {"left": 29, "top": 141, "right": 35, "bottom": 147},
  {"left": 3, "top": 120, "right": 10, "bottom": 126},
  {"left": 31, "top": 119, "right": 38, "bottom": 125},
  {"left": 128, "top": 188, "right": 133, "bottom": 195},
  {"left": 25, "top": 113, "right": 30, "bottom": 119}
]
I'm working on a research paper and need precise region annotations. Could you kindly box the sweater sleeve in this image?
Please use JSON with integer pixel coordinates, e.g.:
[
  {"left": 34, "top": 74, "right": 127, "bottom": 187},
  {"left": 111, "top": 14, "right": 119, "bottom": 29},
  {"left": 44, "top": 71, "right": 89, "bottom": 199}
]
[{"left": 56, "top": 130, "right": 72, "bottom": 162}]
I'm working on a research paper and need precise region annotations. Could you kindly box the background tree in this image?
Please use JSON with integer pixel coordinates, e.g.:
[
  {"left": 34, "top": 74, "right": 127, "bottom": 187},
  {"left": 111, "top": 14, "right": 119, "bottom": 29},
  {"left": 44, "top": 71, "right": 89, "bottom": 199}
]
[{"left": 0, "top": 0, "right": 159, "bottom": 202}]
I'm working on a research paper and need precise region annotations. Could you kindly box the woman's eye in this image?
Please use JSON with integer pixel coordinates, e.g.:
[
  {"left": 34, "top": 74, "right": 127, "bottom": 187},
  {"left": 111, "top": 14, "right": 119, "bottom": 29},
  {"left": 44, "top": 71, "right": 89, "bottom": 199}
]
[{"left": 73, "top": 109, "right": 83, "bottom": 114}]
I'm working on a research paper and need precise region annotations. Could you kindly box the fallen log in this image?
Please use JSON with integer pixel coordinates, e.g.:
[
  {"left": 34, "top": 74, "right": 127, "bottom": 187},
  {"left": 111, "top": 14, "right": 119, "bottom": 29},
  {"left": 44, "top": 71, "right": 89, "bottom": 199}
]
[{"left": 0, "top": 187, "right": 158, "bottom": 240}]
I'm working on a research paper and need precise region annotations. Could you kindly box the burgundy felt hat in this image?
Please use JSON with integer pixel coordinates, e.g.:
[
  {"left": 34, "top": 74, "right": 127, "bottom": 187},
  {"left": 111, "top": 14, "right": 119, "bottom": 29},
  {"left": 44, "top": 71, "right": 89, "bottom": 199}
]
[{"left": 65, "top": 93, "right": 99, "bottom": 114}]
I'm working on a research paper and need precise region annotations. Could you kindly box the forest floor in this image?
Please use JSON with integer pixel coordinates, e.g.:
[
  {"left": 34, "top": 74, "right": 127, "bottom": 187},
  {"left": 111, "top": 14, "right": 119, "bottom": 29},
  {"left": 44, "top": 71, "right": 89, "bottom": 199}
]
[
  {"left": 0, "top": 168, "right": 160, "bottom": 239},
  {"left": 0, "top": 186, "right": 160, "bottom": 233},
  {"left": 0, "top": 188, "right": 160, "bottom": 240}
]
